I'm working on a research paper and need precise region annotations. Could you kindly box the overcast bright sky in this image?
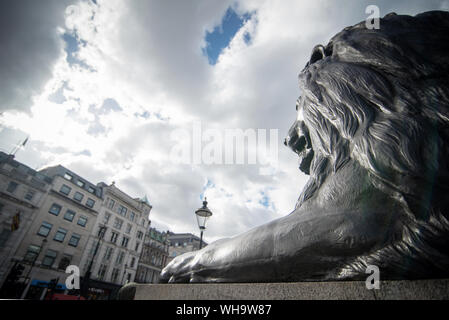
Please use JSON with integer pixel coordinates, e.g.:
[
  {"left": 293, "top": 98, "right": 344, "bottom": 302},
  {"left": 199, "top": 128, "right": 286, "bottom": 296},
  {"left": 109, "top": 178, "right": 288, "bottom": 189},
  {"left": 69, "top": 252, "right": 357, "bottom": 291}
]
[{"left": 1, "top": 0, "right": 448, "bottom": 243}]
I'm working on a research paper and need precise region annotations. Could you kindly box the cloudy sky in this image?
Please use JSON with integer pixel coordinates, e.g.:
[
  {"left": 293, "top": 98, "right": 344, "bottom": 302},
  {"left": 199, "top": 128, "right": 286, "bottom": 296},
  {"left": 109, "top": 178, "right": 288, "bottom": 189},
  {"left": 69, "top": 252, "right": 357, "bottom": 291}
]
[{"left": 1, "top": 0, "right": 448, "bottom": 243}]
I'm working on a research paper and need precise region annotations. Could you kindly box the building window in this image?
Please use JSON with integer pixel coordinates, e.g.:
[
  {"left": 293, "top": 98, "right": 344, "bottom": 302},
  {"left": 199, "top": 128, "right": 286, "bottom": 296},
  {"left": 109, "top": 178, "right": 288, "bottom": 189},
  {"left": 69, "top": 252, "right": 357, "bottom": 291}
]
[
  {"left": 103, "top": 247, "right": 114, "bottom": 261},
  {"left": 76, "top": 180, "right": 85, "bottom": 188},
  {"left": 86, "top": 198, "right": 95, "bottom": 208},
  {"left": 60, "top": 184, "right": 71, "bottom": 195},
  {"left": 108, "top": 199, "right": 115, "bottom": 210},
  {"left": 53, "top": 228, "right": 67, "bottom": 242},
  {"left": 77, "top": 216, "right": 88, "bottom": 227},
  {"left": 130, "top": 211, "right": 135, "bottom": 222},
  {"left": 6, "top": 181, "right": 19, "bottom": 193},
  {"left": 88, "top": 242, "right": 97, "bottom": 257},
  {"left": 73, "top": 192, "right": 84, "bottom": 202},
  {"left": 88, "top": 186, "right": 95, "bottom": 194},
  {"left": 110, "top": 232, "right": 119, "bottom": 243},
  {"left": 111, "top": 268, "right": 120, "bottom": 283},
  {"left": 125, "top": 224, "right": 132, "bottom": 234},
  {"left": 48, "top": 203, "right": 62, "bottom": 216},
  {"left": 37, "top": 222, "right": 52, "bottom": 237},
  {"left": 68, "top": 234, "right": 81, "bottom": 247},
  {"left": 23, "top": 245, "right": 40, "bottom": 263},
  {"left": 113, "top": 218, "right": 123, "bottom": 230},
  {"left": 58, "top": 254, "right": 72, "bottom": 270},
  {"left": 64, "top": 210, "right": 76, "bottom": 222},
  {"left": 42, "top": 249, "right": 57, "bottom": 267},
  {"left": 64, "top": 173, "right": 73, "bottom": 181},
  {"left": 135, "top": 242, "right": 140, "bottom": 252},
  {"left": 0, "top": 228, "right": 11, "bottom": 247},
  {"left": 103, "top": 212, "right": 111, "bottom": 225},
  {"left": 121, "top": 237, "right": 129, "bottom": 248},
  {"left": 137, "top": 231, "right": 143, "bottom": 240},
  {"left": 97, "top": 264, "right": 107, "bottom": 280},
  {"left": 117, "top": 205, "right": 127, "bottom": 217},
  {"left": 24, "top": 190, "right": 35, "bottom": 201},
  {"left": 115, "top": 251, "right": 125, "bottom": 265},
  {"left": 137, "top": 268, "right": 144, "bottom": 283},
  {"left": 130, "top": 257, "right": 136, "bottom": 268}
]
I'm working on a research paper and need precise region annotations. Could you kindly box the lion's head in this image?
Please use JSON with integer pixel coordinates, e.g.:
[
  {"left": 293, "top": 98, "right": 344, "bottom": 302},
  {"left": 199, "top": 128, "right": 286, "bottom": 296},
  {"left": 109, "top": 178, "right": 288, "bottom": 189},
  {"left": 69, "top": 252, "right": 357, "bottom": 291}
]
[{"left": 285, "top": 11, "right": 449, "bottom": 278}]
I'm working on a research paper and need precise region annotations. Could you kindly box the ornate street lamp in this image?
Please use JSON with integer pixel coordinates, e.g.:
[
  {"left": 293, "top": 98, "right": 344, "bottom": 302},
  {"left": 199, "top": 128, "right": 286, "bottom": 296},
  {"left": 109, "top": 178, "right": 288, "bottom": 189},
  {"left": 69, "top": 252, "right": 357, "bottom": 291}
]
[{"left": 195, "top": 197, "right": 213, "bottom": 249}]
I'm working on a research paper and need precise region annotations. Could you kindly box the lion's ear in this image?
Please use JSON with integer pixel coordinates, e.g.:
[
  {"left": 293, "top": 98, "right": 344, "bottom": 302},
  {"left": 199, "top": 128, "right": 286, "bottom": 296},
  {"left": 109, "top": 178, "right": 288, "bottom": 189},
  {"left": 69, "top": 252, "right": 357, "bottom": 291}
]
[{"left": 383, "top": 12, "right": 397, "bottom": 18}]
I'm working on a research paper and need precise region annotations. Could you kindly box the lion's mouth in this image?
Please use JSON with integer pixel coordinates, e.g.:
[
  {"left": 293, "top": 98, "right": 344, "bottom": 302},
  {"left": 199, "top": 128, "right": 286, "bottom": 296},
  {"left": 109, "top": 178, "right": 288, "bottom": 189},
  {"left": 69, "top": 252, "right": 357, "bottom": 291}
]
[
  {"left": 284, "top": 119, "right": 314, "bottom": 175},
  {"left": 298, "top": 147, "right": 314, "bottom": 175}
]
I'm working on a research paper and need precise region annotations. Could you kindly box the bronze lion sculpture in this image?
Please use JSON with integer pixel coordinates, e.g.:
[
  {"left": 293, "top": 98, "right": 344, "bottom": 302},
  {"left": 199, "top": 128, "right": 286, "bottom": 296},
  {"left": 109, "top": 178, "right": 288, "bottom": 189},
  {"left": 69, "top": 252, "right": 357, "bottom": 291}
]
[{"left": 160, "top": 11, "right": 449, "bottom": 283}]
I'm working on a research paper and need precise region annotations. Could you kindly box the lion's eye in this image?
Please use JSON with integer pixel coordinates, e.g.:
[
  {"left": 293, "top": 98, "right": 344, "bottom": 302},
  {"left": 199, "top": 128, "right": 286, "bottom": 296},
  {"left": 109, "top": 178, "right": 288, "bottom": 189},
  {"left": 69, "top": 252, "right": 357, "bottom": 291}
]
[{"left": 310, "top": 45, "right": 325, "bottom": 64}]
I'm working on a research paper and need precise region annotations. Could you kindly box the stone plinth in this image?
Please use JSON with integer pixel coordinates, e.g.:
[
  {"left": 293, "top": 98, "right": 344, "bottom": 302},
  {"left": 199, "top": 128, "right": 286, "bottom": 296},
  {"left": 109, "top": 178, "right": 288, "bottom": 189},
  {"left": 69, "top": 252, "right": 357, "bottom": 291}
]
[{"left": 118, "top": 279, "right": 449, "bottom": 300}]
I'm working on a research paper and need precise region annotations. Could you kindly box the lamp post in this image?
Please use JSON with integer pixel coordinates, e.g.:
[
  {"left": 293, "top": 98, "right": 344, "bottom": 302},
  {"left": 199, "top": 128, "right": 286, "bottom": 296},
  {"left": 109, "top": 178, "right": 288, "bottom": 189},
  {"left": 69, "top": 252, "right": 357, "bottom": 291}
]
[
  {"left": 195, "top": 197, "right": 213, "bottom": 249},
  {"left": 121, "top": 264, "right": 128, "bottom": 285},
  {"left": 81, "top": 226, "right": 107, "bottom": 298},
  {"left": 20, "top": 237, "right": 47, "bottom": 299}
]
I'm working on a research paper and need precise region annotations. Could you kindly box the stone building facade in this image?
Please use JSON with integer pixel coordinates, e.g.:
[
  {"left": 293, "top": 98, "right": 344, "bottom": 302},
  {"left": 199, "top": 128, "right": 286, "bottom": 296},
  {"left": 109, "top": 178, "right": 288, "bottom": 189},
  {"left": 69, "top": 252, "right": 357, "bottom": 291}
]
[
  {"left": 13, "top": 165, "right": 102, "bottom": 299},
  {"left": 0, "top": 152, "right": 52, "bottom": 292},
  {"left": 80, "top": 182, "right": 151, "bottom": 292},
  {"left": 0, "top": 155, "right": 153, "bottom": 299},
  {"left": 136, "top": 227, "right": 169, "bottom": 283},
  {"left": 166, "top": 232, "right": 206, "bottom": 264}
]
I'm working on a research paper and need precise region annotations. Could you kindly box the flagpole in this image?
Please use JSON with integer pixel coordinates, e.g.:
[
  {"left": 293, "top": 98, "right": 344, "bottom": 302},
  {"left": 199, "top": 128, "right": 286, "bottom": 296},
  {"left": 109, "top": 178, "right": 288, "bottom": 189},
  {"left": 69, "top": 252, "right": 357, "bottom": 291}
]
[
  {"left": 9, "top": 140, "right": 22, "bottom": 156},
  {"left": 10, "top": 136, "right": 29, "bottom": 156}
]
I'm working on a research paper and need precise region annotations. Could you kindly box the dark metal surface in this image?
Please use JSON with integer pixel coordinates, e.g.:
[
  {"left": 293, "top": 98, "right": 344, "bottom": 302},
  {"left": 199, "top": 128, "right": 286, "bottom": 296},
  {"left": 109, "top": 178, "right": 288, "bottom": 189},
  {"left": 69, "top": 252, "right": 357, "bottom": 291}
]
[
  {"left": 160, "top": 11, "right": 449, "bottom": 283},
  {"left": 117, "top": 282, "right": 137, "bottom": 300}
]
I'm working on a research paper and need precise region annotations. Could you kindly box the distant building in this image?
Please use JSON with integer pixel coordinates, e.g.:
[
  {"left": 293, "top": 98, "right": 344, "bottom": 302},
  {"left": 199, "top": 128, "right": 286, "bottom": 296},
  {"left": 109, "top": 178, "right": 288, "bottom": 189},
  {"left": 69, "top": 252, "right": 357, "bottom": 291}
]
[
  {"left": 136, "top": 227, "right": 169, "bottom": 283},
  {"left": 0, "top": 152, "right": 52, "bottom": 296},
  {"left": 167, "top": 232, "right": 206, "bottom": 264},
  {"left": 78, "top": 182, "right": 151, "bottom": 299}
]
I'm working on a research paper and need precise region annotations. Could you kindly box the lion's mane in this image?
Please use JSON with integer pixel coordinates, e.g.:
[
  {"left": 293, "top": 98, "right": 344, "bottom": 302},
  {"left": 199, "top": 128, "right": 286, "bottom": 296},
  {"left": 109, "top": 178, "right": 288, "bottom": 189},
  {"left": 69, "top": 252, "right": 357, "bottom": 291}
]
[{"left": 297, "top": 11, "right": 449, "bottom": 278}]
